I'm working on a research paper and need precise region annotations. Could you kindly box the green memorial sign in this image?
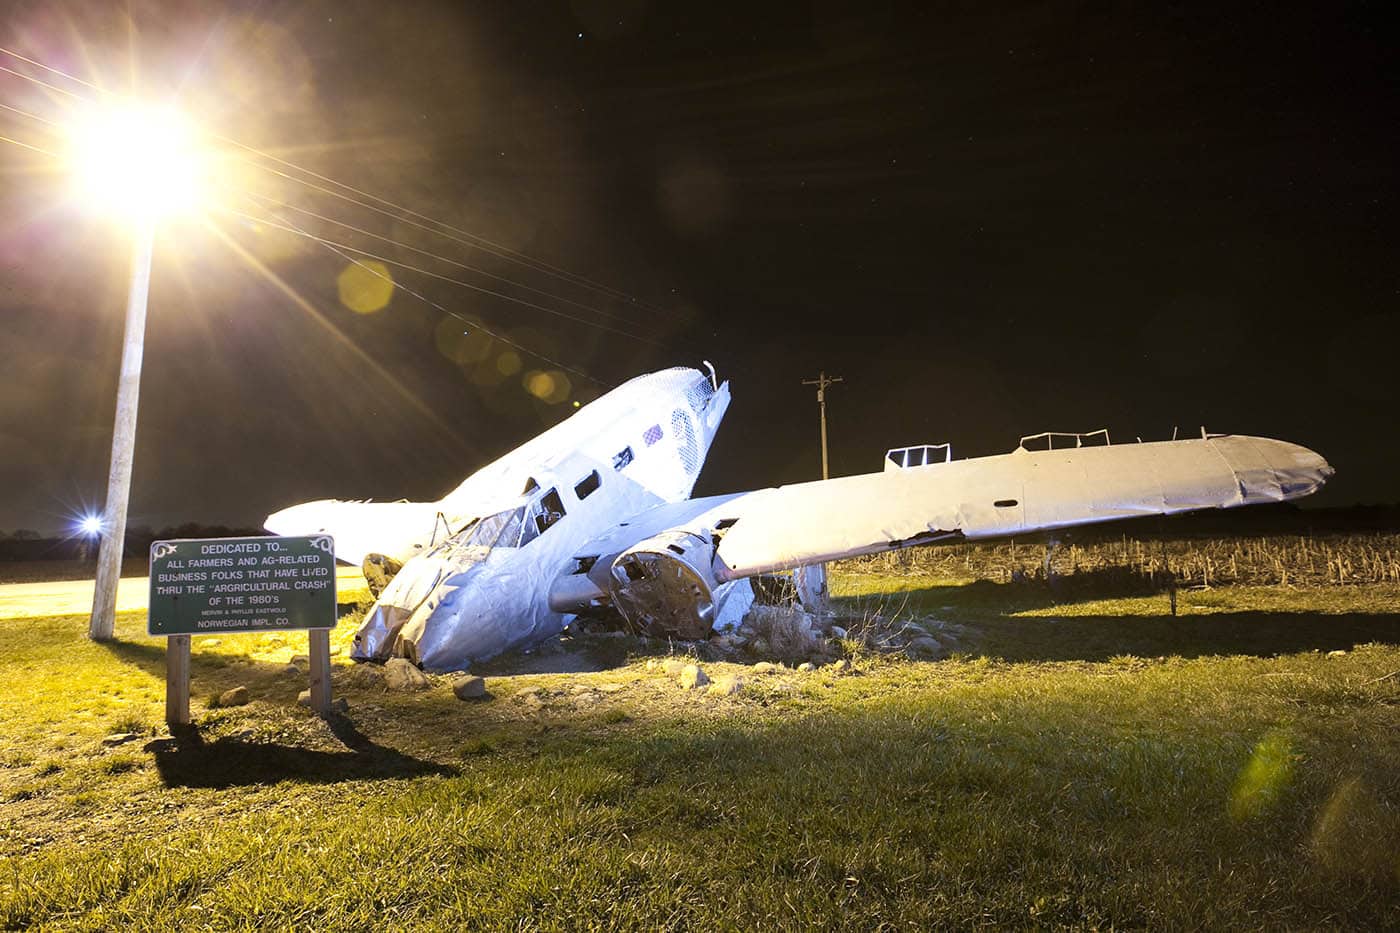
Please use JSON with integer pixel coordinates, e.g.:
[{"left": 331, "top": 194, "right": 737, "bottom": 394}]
[{"left": 148, "top": 535, "right": 337, "bottom": 636}]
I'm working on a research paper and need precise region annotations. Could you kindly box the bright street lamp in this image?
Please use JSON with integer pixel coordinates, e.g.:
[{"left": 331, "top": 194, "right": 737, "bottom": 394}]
[{"left": 68, "top": 101, "right": 205, "bottom": 641}]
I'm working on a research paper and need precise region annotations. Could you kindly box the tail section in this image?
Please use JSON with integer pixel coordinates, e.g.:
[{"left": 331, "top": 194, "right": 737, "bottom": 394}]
[{"left": 264, "top": 499, "right": 445, "bottom": 567}]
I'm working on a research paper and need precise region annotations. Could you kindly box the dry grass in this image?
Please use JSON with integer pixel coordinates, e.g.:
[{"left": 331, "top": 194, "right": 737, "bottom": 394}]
[{"left": 846, "top": 531, "right": 1400, "bottom": 588}]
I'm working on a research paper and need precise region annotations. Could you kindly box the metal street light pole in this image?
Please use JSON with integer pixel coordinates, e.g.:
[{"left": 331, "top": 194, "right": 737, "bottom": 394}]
[
  {"left": 89, "top": 217, "right": 155, "bottom": 640},
  {"left": 802, "top": 370, "right": 843, "bottom": 480}
]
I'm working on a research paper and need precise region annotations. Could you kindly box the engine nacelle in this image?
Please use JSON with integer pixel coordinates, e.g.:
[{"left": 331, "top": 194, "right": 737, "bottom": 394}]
[{"left": 608, "top": 529, "right": 719, "bottom": 639}]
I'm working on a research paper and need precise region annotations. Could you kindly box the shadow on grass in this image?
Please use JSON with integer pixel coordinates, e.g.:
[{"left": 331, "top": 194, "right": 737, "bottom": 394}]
[
  {"left": 834, "top": 578, "right": 1400, "bottom": 662},
  {"left": 473, "top": 634, "right": 638, "bottom": 676},
  {"left": 973, "top": 611, "right": 1400, "bottom": 663},
  {"left": 99, "top": 637, "right": 167, "bottom": 677},
  {"left": 149, "top": 714, "right": 456, "bottom": 788}
]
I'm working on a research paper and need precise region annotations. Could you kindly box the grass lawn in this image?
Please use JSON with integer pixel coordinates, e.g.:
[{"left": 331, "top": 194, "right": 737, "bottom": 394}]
[{"left": 1, "top": 573, "right": 1398, "bottom": 929}]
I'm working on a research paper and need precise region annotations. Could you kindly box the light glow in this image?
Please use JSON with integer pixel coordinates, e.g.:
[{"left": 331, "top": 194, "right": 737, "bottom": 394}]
[
  {"left": 67, "top": 102, "right": 205, "bottom": 219},
  {"left": 79, "top": 515, "right": 103, "bottom": 536}
]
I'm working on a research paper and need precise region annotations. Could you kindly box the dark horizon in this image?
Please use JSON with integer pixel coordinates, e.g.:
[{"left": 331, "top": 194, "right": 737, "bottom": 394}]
[{"left": 1, "top": 1, "right": 1395, "bottom": 536}]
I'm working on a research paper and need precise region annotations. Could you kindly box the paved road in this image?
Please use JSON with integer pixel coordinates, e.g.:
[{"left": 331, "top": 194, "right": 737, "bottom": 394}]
[{"left": 0, "top": 567, "right": 371, "bottom": 621}]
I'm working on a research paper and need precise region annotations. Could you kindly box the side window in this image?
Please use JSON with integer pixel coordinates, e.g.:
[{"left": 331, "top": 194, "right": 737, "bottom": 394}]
[
  {"left": 574, "top": 470, "right": 601, "bottom": 500},
  {"left": 532, "top": 488, "right": 566, "bottom": 535},
  {"left": 612, "top": 446, "right": 634, "bottom": 471}
]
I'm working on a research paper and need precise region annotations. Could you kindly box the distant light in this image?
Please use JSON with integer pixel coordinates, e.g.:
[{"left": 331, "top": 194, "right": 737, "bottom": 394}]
[
  {"left": 80, "top": 515, "right": 103, "bottom": 536},
  {"left": 67, "top": 102, "right": 205, "bottom": 219}
]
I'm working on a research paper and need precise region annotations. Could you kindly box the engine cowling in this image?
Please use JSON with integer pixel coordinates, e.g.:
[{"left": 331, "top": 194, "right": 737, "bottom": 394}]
[{"left": 608, "top": 530, "right": 719, "bottom": 639}]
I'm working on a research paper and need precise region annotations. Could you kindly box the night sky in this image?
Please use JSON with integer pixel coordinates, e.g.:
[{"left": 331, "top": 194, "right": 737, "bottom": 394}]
[{"left": 0, "top": 1, "right": 1396, "bottom": 535}]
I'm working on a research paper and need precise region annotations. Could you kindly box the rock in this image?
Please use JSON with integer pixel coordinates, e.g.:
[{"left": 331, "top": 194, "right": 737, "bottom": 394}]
[
  {"left": 829, "top": 659, "right": 853, "bottom": 675},
  {"left": 452, "top": 675, "right": 487, "bottom": 700},
  {"left": 752, "top": 661, "right": 779, "bottom": 674},
  {"left": 218, "top": 686, "right": 250, "bottom": 707},
  {"left": 708, "top": 674, "right": 744, "bottom": 696},
  {"left": 662, "top": 658, "right": 688, "bottom": 677},
  {"left": 383, "top": 657, "right": 430, "bottom": 691},
  {"left": 679, "top": 664, "right": 710, "bottom": 689},
  {"left": 291, "top": 654, "right": 310, "bottom": 667},
  {"left": 797, "top": 662, "right": 816, "bottom": 672},
  {"left": 515, "top": 686, "right": 545, "bottom": 708},
  {"left": 1327, "top": 649, "right": 1348, "bottom": 657},
  {"left": 342, "top": 664, "right": 383, "bottom": 688},
  {"left": 283, "top": 664, "right": 301, "bottom": 676},
  {"left": 296, "top": 688, "right": 341, "bottom": 710},
  {"left": 597, "top": 683, "right": 626, "bottom": 693},
  {"left": 830, "top": 626, "right": 848, "bottom": 640},
  {"left": 101, "top": 733, "right": 139, "bottom": 747},
  {"left": 906, "top": 636, "right": 946, "bottom": 660},
  {"left": 710, "top": 634, "right": 740, "bottom": 653}
]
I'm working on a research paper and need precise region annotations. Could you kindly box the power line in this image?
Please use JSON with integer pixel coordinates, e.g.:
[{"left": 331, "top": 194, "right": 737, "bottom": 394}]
[
  {"left": 0, "top": 99, "right": 59, "bottom": 128},
  {"left": 252, "top": 205, "right": 610, "bottom": 388},
  {"left": 0, "top": 61, "right": 84, "bottom": 100},
  {"left": 241, "top": 191, "right": 661, "bottom": 333},
  {"left": 219, "top": 134, "right": 669, "bottom": 315},
  {"left": 223, "top": 199, "right": 665, "bottom": 347},
  {"left": 0, "top": 52, "right": 658, "bottom": 388},
  {"left": 0, "top": 90, "right": 624, "bottom": 389},
  {"left": 226, "top": 157, "right": 665, "bottom": 333},
  {"left": 0, "top": 91, "right": 669, "bottom": 347},
  {"left": 0, "top": 132, "right": 54, "bottom": 157},
  {"left": 0, "top": 44, "right": 678, "bottom": 322}
]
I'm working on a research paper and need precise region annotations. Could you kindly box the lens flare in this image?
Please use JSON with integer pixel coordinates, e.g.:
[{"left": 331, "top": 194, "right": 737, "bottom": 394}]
[
  {"left": 337, "top": 260, "right": 395, "bottom": 313},
  {"left": 523, "top": 369, "right": 571, "bottom": 404},
  {"left": 1229, "top": 730, "right": 1296, "bottom": 821},
  {"left": 496, "top": 350, "right": 521, "bottom": 376}
]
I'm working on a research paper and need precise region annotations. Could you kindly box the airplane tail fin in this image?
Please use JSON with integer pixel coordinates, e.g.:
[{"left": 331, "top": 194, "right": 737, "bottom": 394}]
[{"left": 264, "top": 498, "right": 442, "bottom": 567}]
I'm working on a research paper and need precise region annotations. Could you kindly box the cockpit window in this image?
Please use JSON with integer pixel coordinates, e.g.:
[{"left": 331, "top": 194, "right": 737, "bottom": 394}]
[
  {"left": 534, "top": 488, "right": 566, "bottom": 534},
  {"left": 428, "top": 505, "right": 526, "bottom": 566},
  {"left": 461, "top": 507, "right": 525, "bottom": 549}
]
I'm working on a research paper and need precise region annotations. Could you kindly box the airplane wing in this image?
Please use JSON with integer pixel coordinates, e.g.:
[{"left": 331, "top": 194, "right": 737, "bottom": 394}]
[{"left": 550, "top": 434, "right": 1332, "bottom": 637}]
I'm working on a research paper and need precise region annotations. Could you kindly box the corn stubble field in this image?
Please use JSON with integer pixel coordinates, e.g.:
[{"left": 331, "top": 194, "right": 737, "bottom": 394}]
[{"left": 1, "top": 530, "right": 1398, "bottom": 930}]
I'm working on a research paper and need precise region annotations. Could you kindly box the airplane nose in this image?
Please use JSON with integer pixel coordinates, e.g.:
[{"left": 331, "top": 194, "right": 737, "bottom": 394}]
[{"left": 1211, "top": 436, "right": 1333, "bottom": 503}]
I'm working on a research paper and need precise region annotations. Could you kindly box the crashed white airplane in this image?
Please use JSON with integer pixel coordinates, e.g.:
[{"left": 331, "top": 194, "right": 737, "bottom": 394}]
[{"left": 266, "top": 366, "right": 1332, "bottom": 671}]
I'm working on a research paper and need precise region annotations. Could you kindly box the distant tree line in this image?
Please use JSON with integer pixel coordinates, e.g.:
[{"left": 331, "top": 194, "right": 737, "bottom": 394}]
[
  {"left": 3, "top": 503, "right": 1400, "bottom": 562},
  {"left": 0, "top": 524, "right": 268, "bottom": 562}
]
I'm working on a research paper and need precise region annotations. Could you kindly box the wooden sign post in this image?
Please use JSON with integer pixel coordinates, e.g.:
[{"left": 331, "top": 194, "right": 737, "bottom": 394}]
[
  {"left": 149, "top": 535, "right": 338, "bottom": 725},
  {"left": 166, "top": 634, "right": 191, "bottom": 725}
]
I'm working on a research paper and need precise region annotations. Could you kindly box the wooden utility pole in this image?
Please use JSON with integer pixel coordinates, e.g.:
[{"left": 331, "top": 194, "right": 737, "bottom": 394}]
[
  {"left": 802, "top": 371, "right": 843, "bottom": 480},
  {"left": 90, "top": 217, "right": 156, "bottom": 641}
]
